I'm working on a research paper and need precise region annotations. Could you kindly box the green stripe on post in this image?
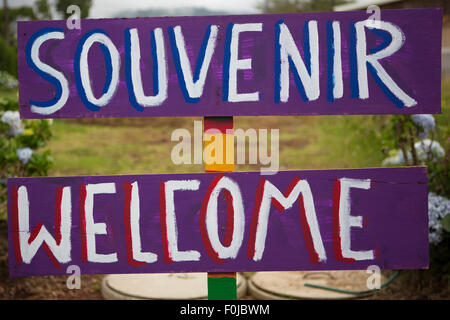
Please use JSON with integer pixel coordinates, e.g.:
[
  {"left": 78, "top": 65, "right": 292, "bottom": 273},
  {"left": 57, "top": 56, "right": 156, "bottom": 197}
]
[{"left": 208, "top": 273, "right": 237, "bottom": 300}]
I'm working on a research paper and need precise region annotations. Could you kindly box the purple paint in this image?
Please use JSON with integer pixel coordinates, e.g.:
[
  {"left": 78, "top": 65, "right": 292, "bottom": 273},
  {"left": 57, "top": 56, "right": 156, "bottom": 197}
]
[
  {"left": 17, "top": 9, "right": 442, "bottom": 119},
  {"left": 8, "top": 167, "right": 428, "bottom": 277}
]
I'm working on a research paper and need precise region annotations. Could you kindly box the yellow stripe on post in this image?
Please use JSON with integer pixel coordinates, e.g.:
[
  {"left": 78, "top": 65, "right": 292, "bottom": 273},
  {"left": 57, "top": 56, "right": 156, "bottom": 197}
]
[
  {"left": 204, "top": 132, "right": 235, "bottom": 172},
  {"left": 204, "top": 116, "right": 237, "bottom": 300}
]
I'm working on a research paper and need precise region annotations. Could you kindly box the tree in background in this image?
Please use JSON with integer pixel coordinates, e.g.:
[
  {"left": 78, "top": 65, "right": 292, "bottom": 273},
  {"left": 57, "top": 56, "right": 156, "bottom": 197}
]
[
  {"left": 35, "top": 0, "right": 52, "bottom": 20},
  {"left": 0, "top": 2, "right": 36, "bottom": 46},
  {"left": 0, "top": 1, "right": 37, "bottom": 76},
  {"left": 0, "top": 1, "right": 35, "bottom": 76},
  {"left": 3, "top": 0, "right": 8, "bottom": 45},
  {"left": 257, "top": 0, "right": 352, "bottom": 13},
  {"left": 0, "top": 37, "right": 16, "bottom": 77}
]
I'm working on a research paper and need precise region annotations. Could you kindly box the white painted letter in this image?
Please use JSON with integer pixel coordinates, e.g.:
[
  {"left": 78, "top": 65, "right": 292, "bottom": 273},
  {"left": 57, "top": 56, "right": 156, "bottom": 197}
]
[
  {"left": 354, "top": 20, "right": 417, "bottom": 107},
  {"left": 162, "top": 180, "right": 201, "bottom": 262},
  {"left": 202, "top": 176, "right": 245, "bottom": 260},
  {"left": 28, "top": 29, "right": 69, "bottom": 115},
  {"left": 78, "top": 32, "right": 120, "bottom": 108},
  {"left": 249, "top": 179, "right": 326, "bottom": 262},
  {"left": 171, "top": 25, "right": 218, "bottom": 101},
  {"left": 84, "top": 183, "right": 118, "bottom": 263},
  {"left": 127, "top": 28, "right": 168, "bottom": 108},
  {"left": 127, "top": 182, "right": 158, "bottom": 263},
  {"left": 330, "top": 21, "right": 343, "bottom": 100},
  {"left": 336, "top": 178, "right": 375, "bottom": 261},
  {"left": 226, "top": 23, "right": 263, "bottom": 102},
  {"left": 277, "top": 21, "right": 320, "bottom": 102},
  {"left": 16, "top": 186, "right": 72, "bottom": 264}
]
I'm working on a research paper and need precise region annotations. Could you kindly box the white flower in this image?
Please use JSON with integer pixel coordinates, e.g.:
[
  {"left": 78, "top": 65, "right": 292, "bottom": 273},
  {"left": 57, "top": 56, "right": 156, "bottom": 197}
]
[
  {"left": 1, "top": 110, "right": 20, "bottom": 125},
  {"left": 0, "top": 71, "right": 18, "bottom": 89},
  {"left": 16, "top": 147, "right": 33, "bottom": 164},
  {"left": 415, "top": 139, "right": 445, "bottom": 163},
  {"left": 382, "top": 140, "right": 445, "bottom": 166},
  {"left": 382, "top": 153, "right": 403, "bottom": 166},
  {"left": 2, "top": 110, "right": 24, "bottom": 137},
  {"left": 8, "top": 121, "right": 24, "bottom": 136},
  {"left": 382, "top": 149, "right": 412, "bottom": 166}
]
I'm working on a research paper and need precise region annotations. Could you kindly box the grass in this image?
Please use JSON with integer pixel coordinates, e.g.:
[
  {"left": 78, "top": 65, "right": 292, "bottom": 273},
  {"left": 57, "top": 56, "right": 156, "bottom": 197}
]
[
  {"left": 47, "top": 115, "right": 381, "bottom": 176},
  {"left": 46, "top": 114, "right": 399, "bottom": 177},
  {"left": 234, "top": 115, "right": 388, "bottom": 171},
  {"left": 48, "top": 119, "right": 205, "bottom": 176}
]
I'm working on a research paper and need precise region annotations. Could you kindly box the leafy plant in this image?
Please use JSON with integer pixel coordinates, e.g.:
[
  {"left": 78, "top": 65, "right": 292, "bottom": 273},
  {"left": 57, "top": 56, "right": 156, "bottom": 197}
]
[
  {"left": 0, "top": 97, "right": 53, "bottom": 220},
  {"left": 381, "top": 108, "right": 450, "bottom": 276},
  {"left": 381, "top": 113, "right": 449, "bottom": 197},
  {"left": 0, "top": 70, "right": 17, "bottom": 90}
]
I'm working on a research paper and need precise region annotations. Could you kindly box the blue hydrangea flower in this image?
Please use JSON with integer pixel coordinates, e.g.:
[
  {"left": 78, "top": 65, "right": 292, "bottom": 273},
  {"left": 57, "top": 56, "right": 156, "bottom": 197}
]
[
  {"left": 412, "top": 114, "right": 435, "bottom": 131},
  {"left": 16, "top": 147, "right": 33, "bottom": 164},
  {"left": 428, "top": 192, "right": 450, "bottom": 245},
  {"left": 418, "top": 129, "right": 429, "bottom": 139}
]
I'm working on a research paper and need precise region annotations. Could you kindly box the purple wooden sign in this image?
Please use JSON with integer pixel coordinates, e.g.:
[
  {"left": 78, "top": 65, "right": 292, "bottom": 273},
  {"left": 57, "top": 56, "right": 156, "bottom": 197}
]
[
  {"left": 8, "top": 167, "right": 428, "bottom": 277},
  {"left": 17, "top": 9, "right": 441, "bottom": 119}
]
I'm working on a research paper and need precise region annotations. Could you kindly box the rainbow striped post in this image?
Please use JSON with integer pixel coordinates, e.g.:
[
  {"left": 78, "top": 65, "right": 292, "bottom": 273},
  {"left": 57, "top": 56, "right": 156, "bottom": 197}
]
[{"left": 204, "top": 116, "right": 236, "bottom": 300}]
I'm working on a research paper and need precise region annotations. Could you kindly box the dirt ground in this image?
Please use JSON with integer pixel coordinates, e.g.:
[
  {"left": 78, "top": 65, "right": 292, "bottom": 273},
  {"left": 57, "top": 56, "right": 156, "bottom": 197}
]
[{"left": 0, "top": 220, "right": 448, "bottom": 300}]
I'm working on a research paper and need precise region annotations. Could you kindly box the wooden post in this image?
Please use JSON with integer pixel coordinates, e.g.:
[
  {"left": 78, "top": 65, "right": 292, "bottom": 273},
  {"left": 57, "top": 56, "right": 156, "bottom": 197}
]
[{"left": 204, "top": 116, "right": 236, "bottom": 300}]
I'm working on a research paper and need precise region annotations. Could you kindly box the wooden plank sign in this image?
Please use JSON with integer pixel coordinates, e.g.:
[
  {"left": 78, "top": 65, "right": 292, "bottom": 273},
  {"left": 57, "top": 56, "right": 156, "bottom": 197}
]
[
  {"left": 8, "top": 167, "right": 428, "bottom": 277},
  {"left": 17, "top": 8, "right": 442, "bottom": 119}
]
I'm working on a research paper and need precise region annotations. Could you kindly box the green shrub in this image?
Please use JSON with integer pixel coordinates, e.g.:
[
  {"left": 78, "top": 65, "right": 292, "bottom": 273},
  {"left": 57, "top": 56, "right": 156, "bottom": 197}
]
[
  {"left": 0, "top": 97, "right": 53, "bottom": 220},
  {"left": 381, "top": 108, "right": 450, "bottom": 278}
]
